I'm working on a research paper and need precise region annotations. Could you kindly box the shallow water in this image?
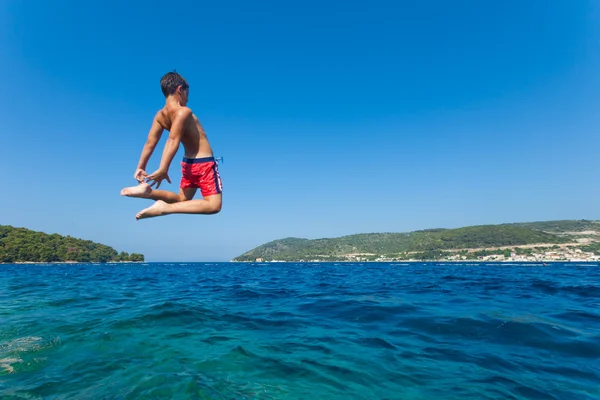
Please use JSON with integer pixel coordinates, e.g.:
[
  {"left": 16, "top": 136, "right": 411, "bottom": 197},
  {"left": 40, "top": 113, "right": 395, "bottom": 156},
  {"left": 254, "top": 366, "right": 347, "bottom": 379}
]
[{"left": 1, "top": 262, "right": 599, "bottom": 399}]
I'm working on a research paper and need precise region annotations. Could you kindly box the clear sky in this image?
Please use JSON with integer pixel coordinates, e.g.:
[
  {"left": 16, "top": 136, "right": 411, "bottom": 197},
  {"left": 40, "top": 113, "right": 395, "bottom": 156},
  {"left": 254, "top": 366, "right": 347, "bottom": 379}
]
[{"left": 1, "top": 1, "right": 599, "bottom": 261}]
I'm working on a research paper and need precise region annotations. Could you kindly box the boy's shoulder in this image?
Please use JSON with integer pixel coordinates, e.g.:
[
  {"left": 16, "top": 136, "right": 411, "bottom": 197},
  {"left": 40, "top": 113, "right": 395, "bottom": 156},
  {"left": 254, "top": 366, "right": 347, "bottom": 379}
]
[
  {"left": 175, "top": 106, "right": 193, "bottom": 118},
  {"left": 153, "top": 108, "right": 169, "bottom": 129},
  {"left": 162, "top": 105, "right": 193, "bottom": 119},
  {"left": 152, "top": 106, "right": 193, "bottom": 128}
]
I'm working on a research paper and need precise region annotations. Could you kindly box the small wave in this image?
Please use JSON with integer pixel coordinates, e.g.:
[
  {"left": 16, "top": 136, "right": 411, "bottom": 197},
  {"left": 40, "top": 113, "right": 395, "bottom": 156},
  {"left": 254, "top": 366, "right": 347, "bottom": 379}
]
[
  {"left": 357, "top": 337, "right": 396, "bottom": 350},
  {"left": 552, "top": 310, "right": 600, "bottom": 325},
  {"left": 164, "top": 331, "right": 197, "bottom": 340},
  {"left": 47, "top": 298, "right": 81, "bottom": 307},
  {"left": 472, "top": 376, "right": 559, "bottom": 400},
  {"left": 298, "top": 298, "right": 418, "bottom": 323},
  {"left": 300, "top": 358, "right": 375, "bottom": 387},
  {"left": 110, "top": 301, "right": 218, "bottom": 329},
  {"left": 531, "top": 281, "right": 600, "bottom": 298},
  {"left": 201, "top": 335, "right": 232, "bottom": 344},
  {"left": 441, "top": 275, "right": 470, "bottom": 281}
]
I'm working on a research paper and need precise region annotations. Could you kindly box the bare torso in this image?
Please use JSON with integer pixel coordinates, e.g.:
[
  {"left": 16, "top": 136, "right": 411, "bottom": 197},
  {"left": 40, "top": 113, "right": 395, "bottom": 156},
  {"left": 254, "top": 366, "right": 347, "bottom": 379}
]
[{"left": 156, "top": 107, "right": 213, "bottom": 159}]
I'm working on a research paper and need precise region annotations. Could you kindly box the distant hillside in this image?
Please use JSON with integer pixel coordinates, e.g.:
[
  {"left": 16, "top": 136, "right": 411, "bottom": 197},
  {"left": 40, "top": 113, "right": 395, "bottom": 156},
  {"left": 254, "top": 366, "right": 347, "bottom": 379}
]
[
  {"left": 0, "top": 225, "right": 144, "bottom": 263},
  {"left": 509, "top": 220, "right": 600, "bottom": 233},
  {"left": 233, "top": 220, "right": 599, "bottom": 261}
]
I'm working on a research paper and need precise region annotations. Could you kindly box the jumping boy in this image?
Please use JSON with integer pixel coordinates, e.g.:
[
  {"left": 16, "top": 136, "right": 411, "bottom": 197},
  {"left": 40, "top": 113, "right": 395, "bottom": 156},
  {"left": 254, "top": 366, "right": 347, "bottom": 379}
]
[{"left": 121, "top": 72, "right": 223, "bottom": 220}]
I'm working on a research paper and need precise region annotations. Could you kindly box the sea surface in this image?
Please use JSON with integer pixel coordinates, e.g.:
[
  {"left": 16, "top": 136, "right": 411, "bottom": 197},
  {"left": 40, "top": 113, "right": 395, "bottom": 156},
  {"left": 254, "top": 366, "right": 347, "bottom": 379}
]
[{"left": 0, "top": 262, "right": 599, "bottom": 400}]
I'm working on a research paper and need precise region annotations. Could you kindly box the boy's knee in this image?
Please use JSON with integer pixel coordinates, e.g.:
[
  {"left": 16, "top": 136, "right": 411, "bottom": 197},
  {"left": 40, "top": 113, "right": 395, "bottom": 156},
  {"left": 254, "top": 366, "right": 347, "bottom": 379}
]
[
  {"left": 210, "top": 202, "right": 222, "bottom": 214},
  {"left": 208, "top": 198, "right": 222, "bottom": 214}
]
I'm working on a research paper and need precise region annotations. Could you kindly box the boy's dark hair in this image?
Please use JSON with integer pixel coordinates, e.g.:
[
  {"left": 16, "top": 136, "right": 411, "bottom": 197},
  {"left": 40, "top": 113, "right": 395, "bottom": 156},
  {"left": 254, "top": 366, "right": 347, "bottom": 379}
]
[{"left": 160, "top": 72, "right": 189, "bottom": 97}]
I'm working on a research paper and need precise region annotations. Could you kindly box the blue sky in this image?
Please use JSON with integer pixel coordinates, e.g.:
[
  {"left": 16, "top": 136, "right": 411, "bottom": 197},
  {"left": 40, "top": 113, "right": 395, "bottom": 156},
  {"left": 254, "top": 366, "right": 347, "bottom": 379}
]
[{"left": 1, "top": 0, "right": 599, "bottom": 261}]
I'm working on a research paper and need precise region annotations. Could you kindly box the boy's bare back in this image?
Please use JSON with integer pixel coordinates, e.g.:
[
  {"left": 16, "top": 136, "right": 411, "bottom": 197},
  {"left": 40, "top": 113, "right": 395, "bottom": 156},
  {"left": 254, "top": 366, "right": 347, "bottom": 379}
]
[{"left": 154, "top": 107, "right": 214, "bottom": 160}]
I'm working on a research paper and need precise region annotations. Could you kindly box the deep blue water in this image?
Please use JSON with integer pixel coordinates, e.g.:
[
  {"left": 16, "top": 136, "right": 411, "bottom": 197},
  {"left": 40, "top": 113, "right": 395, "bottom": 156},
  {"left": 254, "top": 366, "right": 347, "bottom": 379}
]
[{"left": 0, "top": 262, "right": 599, "bottom": 399}]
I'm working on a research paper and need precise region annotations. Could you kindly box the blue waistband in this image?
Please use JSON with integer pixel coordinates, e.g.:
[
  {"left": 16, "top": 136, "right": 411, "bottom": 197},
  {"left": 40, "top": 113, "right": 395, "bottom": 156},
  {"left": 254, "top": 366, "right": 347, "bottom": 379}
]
[{"left": 182, "top": 156, "right": 215, "bottom": 164}]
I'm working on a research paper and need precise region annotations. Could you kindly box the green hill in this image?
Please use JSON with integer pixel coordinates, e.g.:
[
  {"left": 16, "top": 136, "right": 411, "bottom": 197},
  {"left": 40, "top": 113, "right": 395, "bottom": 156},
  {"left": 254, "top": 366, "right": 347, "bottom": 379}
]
[
  {"left": 509, "top": 219, "right": 600, "bottom": 233},
  {"left": 0, "top": 225, "right": 144, "bottom": 263},
  {"left": 233, "top": 220, "right": 599, "bottom": 261}
]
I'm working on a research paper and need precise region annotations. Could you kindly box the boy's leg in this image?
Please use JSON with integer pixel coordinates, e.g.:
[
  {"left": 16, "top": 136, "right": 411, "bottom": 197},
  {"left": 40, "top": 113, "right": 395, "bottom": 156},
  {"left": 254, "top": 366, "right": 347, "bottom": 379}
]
[
  {"left": 121, "top": 183, "right": 195, "bottom": 204},
  {"left": 136, "top": 193, "right": 222, "bottom": 220}
]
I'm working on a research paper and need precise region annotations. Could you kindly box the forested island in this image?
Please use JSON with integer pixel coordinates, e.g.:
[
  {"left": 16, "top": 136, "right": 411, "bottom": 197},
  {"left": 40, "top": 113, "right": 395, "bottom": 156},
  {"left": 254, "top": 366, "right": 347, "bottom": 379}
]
[
  {"left": 233, "top": 220, "right": 600, "bottom": 262},
  {"left": 0, "top": 225, "right": 144, "bottom": 263}
]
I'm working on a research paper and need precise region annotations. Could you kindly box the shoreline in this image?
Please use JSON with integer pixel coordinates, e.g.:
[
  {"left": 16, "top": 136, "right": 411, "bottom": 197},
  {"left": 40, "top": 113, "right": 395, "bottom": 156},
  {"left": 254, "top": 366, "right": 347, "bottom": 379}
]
[
  {"left": 2, "top": 260, "right": 598, "bottom": 265},
  {"left": 232, "top": 260, "right": 599, "bottom": 264},
  {"left": 1, "top": 261, "right": 145, "bottom": 265}
]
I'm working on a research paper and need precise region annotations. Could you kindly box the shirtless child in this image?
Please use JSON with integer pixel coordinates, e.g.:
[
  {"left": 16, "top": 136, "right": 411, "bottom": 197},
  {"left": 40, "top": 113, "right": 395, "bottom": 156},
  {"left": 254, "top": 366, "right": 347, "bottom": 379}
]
[{"left": 121, "top": 72, "right": 223, "bottom": 220}]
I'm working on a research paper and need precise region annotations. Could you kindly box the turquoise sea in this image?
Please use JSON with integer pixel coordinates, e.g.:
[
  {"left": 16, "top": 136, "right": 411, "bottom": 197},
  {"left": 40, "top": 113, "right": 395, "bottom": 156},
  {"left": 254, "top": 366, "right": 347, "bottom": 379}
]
[{"left": 1, "top": 262, "right": 599, "bottom": 399}]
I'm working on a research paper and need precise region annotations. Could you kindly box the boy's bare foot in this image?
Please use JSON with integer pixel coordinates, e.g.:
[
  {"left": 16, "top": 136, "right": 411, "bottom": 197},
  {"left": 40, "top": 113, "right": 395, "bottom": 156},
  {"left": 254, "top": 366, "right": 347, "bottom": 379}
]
[
  {"left": 136, "top": 200, "right": 169, "bottom": 220},
  {"left": 121, "top": 183, "right": 152, "bottom": 198}
]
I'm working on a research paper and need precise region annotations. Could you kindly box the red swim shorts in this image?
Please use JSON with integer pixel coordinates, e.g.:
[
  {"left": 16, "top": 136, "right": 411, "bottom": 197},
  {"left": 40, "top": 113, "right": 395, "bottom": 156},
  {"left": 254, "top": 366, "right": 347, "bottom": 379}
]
[{"left": 180, "top": 157, "right": 223, "bottom": 197}]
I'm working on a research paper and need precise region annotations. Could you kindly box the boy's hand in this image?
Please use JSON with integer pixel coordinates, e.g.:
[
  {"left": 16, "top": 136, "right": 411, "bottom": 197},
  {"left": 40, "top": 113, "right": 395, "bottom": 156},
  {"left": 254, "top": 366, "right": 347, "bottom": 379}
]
[
  {"left": 134, "top": 168, "right": 148, "bottom": 182},
  {"left": 146, "top": 168, "right": 171, "bottom": 189}
]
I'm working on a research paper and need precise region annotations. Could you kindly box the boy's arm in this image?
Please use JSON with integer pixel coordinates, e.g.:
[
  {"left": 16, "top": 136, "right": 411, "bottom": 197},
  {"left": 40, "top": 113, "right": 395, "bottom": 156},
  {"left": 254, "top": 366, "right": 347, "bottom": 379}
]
[
  {"left": 136, "top": 113, "right": 165, "bottom": 168},
  {"left": 146, "top": 108, "right": 191, "bottom": 188},
  {"left": 134, "top": 113, "right": 164, "bottom": 181}
]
